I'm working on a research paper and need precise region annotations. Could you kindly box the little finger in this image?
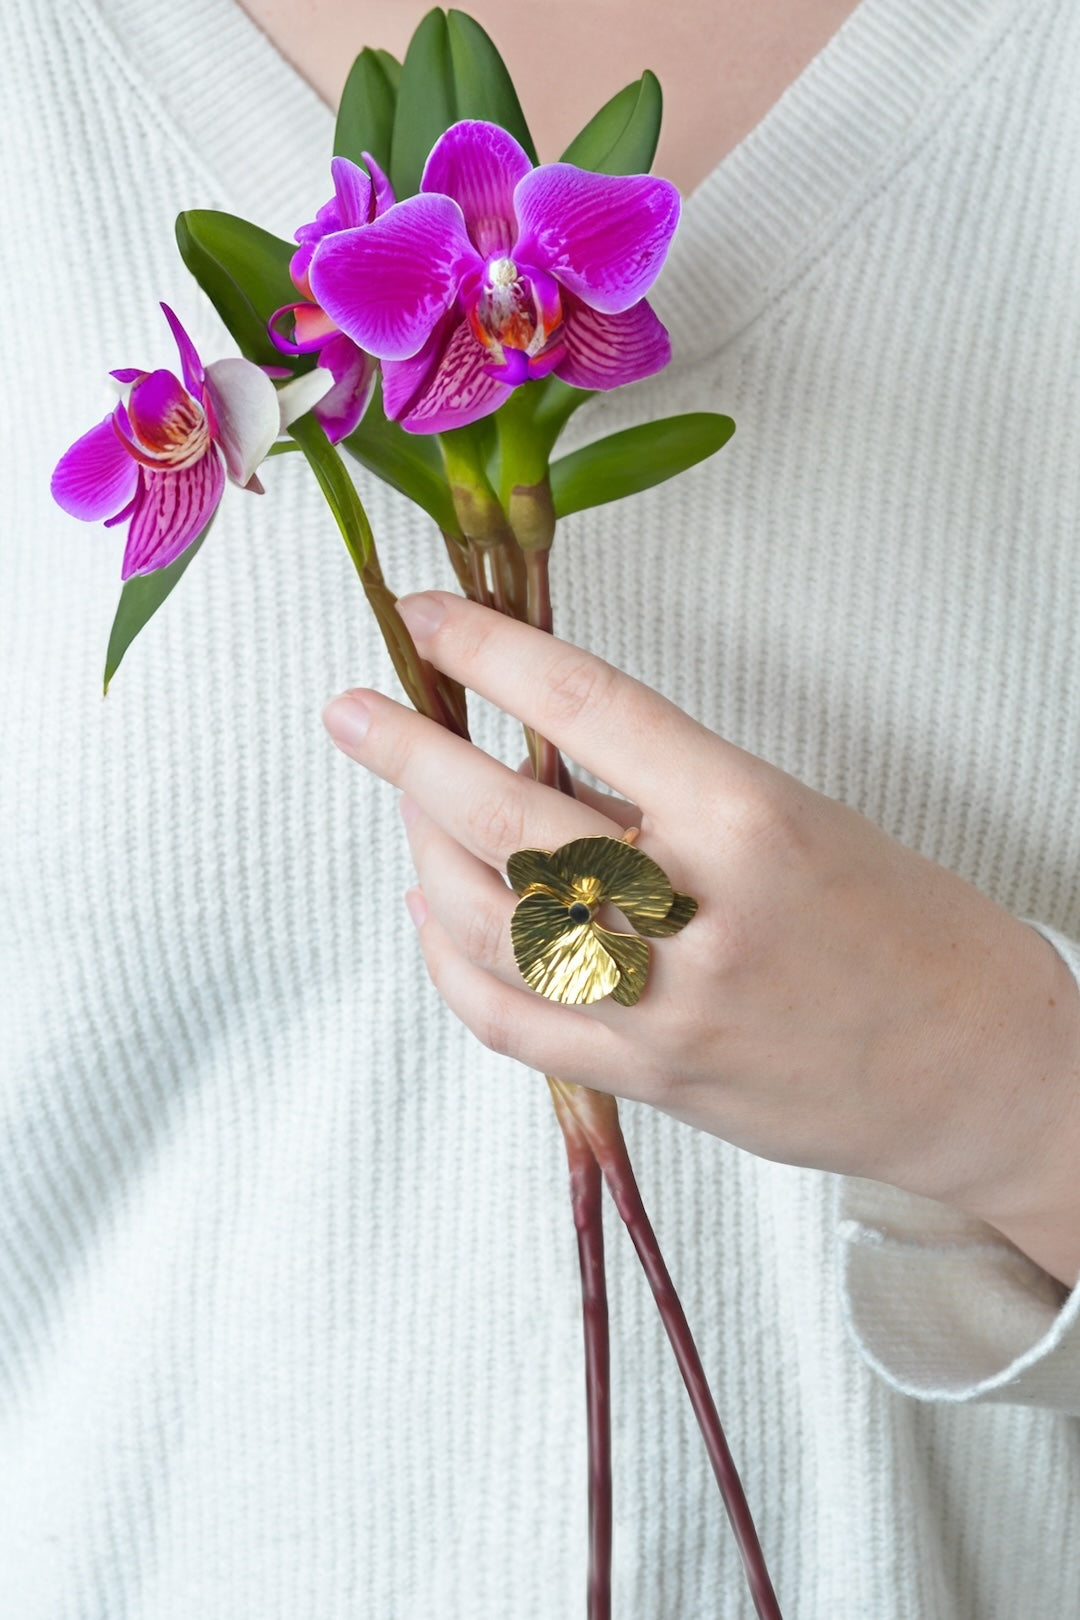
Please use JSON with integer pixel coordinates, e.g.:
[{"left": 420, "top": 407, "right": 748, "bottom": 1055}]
[{"left": 406, "top": 890, "right": 628, "bottom": 1085}]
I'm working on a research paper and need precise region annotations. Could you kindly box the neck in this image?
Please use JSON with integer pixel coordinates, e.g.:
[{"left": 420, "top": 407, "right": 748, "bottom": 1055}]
[{"left": 234, "top": 0, "right": 862, "bottom": 194}]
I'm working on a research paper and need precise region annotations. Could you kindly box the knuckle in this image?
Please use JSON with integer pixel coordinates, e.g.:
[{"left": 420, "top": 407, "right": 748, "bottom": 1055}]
[
  {"left": 361, "top": 698, "right": 413, "bottom": 782},
  {"left": 723, "top": 774, "right": 797, "bottom": 861},
  {"left": 541, "top": 652, "right": 618, "bottom": 731},
  {"left": 465, "top": 790, "right": 528, "bottom": 862},
  {"left": 460, "top": 901, "right": 508, "bottom": 970},
  {"left": 472, "top": 993, "right": 520, "bottom": 1061}
]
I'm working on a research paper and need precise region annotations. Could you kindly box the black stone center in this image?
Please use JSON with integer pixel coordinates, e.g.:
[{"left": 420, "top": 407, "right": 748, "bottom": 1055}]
[{"left": 567, "top": 902, "right": 592, "bottom": 925}]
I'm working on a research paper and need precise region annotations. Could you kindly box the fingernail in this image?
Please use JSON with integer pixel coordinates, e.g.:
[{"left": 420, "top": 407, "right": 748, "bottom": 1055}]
[
  {"left": 405, "top": 887, "right": 428, "bottom": 928},
  {"left": 399, "top": 793, "right": 419, "bottom": 829},
  {"left": 323, "top": 692, "right": 372, "bottom": 751},
  {"left": 396, "top": 593, "right": 447, "bottom": 641}
]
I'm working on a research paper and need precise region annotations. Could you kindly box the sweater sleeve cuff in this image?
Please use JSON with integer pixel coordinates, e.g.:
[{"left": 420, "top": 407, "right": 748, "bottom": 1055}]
[{"left": 837, "top": 915, "right": 1080, "bottom": 1413}]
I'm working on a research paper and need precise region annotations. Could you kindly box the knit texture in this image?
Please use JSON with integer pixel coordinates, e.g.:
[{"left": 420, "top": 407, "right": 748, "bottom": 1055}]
[{"left": 3, "top": 0, "right": 1080, "bottom": 1614}]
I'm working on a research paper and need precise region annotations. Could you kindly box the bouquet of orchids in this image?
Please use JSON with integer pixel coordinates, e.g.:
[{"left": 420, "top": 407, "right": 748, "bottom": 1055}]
[{"left": 52, "top": 11, "right": 781, "bottom": 1617}]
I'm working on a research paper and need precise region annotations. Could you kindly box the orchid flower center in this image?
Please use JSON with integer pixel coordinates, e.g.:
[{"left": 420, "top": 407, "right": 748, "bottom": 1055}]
[
  {"left": 126, "top": 369, "right": 211, "bottom": 469},
  {"left": 469, "top": 256, "right": 562, "bottom": 360}
]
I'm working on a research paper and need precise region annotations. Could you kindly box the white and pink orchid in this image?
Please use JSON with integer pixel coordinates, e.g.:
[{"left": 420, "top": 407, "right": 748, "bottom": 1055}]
[
  {"left": 307, "top": 120, "right": 681, "bottom": 433},
  {"left": 51, "top": 304, "right": 280, "bottom": 578},
  {"left": 268, "top": 155, "right": 391, "bottom": 443}
]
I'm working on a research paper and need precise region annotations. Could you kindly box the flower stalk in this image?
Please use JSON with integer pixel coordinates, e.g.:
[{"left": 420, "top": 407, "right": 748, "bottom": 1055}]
[
  {"left": 549, "top": 1080, "right": 784, "bottom": 1620},
  {"left": 550, "top": 1079, "right": 613, "bottom": 1620},
  {"left": 291, "top": 412, "right": 468, "bottom": 735}
]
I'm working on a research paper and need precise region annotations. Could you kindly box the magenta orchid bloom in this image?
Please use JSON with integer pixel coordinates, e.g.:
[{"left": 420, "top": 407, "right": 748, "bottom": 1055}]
[
  {"left": 307, "top": 120, "right": 681, "bottom": 434},
  {"left": 51, "top": 305, "right": 280, "bottom": 579},
  {"left": 268, "top": 155, "right": 392, "bottom": 442}
]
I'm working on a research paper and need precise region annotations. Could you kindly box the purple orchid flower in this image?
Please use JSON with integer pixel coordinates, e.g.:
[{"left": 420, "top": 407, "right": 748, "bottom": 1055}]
[
  {"left": 268, "top": 155, "right": 392, "bottom": 443},
  {"left": 52, "top": 304, "right": 280, "bottom": 579},
  {"left": 306, "top": 120, "right": 681, "bottom": 434}
]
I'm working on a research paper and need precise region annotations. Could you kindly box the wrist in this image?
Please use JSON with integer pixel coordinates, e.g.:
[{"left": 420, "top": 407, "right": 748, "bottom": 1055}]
[{"left": 927, "top": 920, "right": 1080, "bottom": 1286}]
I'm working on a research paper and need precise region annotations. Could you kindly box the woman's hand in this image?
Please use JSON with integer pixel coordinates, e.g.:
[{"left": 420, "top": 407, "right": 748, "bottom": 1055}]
[{"left": 323, "top": 591, "right": 1080, "bottom": 1284}]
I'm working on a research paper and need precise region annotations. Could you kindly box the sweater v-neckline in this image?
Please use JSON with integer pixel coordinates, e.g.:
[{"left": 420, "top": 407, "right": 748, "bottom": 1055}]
[{"left": 89, "top": 0, "right": 1015, "bottom": 357}]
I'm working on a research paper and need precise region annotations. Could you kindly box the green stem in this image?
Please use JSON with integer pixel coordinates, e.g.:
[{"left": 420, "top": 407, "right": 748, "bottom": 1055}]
[
  {"left": 438, "top": 425, "right": 514, "bottom": 549},
  {"left": 290, "top": 413, "right": 467, "bottom": 736}
]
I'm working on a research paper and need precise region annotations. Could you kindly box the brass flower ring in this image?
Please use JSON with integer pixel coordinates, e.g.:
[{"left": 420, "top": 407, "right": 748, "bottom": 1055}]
[{"left": 507, "top": 832, "right": 698, "bottom": 1006}]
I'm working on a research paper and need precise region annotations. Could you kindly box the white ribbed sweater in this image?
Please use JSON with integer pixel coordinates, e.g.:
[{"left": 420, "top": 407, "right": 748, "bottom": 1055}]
[{"left": 4, "top": 0, "right": 1080, "bottom": 1614}]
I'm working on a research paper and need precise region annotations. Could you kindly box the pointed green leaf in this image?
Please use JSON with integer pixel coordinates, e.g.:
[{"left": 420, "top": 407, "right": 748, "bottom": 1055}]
[
  {"left": 176, "top": 210, "right": 312, "bottom": 371},
  {"left": 103, "top": 522, "right": 213, "bottom": 693},
  {"left": 559, "top": 71, "right": 663, "bottom": 175},
  {"left": 389, "top": 8, "right": 456, "bottom": 199},
  {"left": 446, "top": 10, "right": 537, "bottom": 163},
  {"left": 335, "top": 48, "right": 398, "bottom": 174},
  {"left": 372, "top": 48, "right": 402, "bottom": 92},
  {"left": 550, "top": 412, "right": 735, "bottom": 518},
  {"left": 341, "top": 375, "right": 459, "bottom": 536}
]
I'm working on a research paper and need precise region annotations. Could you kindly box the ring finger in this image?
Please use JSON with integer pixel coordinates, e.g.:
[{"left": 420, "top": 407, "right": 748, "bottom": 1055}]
[{"left": 401, "top": 796, "right": 522, "bottom": 986}]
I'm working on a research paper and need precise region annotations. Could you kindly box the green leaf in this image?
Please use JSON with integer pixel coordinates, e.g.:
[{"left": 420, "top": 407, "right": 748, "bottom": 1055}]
[
  {"left": 372, "top": 48, "right": 402, "bottom": 92},
  {"left": 335, "top": 48, "right": 398, "bottom": 175},
  {"left": 341, "top": 376, "right": 460, "bottom": 536},
  {"left": 176, "top": 210, "right": 310, "bottom": 371},
  {"left": 389, "top": 8, "right": 539, "bottom": 198},
  {"left": 527, "top": 377, "right": 596, "bottom": 452},
  {"left": 550, "top": 412, "right": 735, "bottom": 518},
  {"left": 389, "top": 9, "right": 456, "bottom": 199},
  {"left": 289, "top": 412, "right": 376, "bottom": 573},
  {"left": 559, "top": 71, "right": 663, "bottom": 175},
  {"left": 103, "top": 523, "right": 213, "bottom": 693},
  {"left": 446, "top": 10, "right": 538, "bottom": 163}
]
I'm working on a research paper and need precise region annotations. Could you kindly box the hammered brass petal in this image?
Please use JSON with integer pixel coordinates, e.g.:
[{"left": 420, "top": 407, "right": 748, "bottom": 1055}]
[
  {"left": 633, "top": 890, "right": 699, "bottom": 938},
  {"left": 548, "top": 836, "right": 673, "bottom": 924},
  {"left": 594, "top": 926, "right": 651, "bottom": 1006},
  {"left": 510, "top": 892, "right": 620, "bottom": 1005},
  {"left": 506, "top": 847, "right": 577, "bottom": 903}
]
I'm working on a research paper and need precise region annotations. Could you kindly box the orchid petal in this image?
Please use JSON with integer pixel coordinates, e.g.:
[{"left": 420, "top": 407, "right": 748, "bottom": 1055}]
[
  {"left": 51, "top": 415, "right": 138, "bottom": 521},
  {"left": 398, "top": 317, "right": 513, "bottom": 434},
  {"left": 329, "top": 155, "right": 375, "bottom": 227},
  {"left": 310, "top": 195, "right": 480, "bottom": 361},
  {"left": 276, "top": 368, "right": 335, "bottom": 431},
  {"left": 127, "top": 369, "right": 202, "bottom": 456},
  {"left": 312, "top": 335, "right": 377, "bottom": 443},
  {"left": 110, "top": 367, "right": 144, "bottom": 385},
  {"left": 121, "top": 452, "right": 225, "bottom": 578},
  {"left": 555, "top": 296, "right": 671, "bottom": 391},
  {"left": 160, "top": 303, "right": 205, "bottom": 394},
  {"left": 421, "top": 119, "right": 532, "bottom": 258},
  {"left": 380, "top": 313, "right": 453, "bottom": 422},
  {"left": 514, "top": 165, "right": 680, "bottom": 314},
  {"left": 104, "top": 493, "right": 139, "bottom": 529},
  {"left": 203, "top": 357, "right": 281, "bottom": 485},
  {"left": 362, "top": 150, "right": 395, "bottom": 217},
  {"left": 268, "top": 301, "right": 341, "bottom": 355}
]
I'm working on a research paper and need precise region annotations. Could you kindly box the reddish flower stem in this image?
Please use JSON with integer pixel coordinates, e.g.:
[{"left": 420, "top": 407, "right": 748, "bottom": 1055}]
[
  {"left": 550, "top": 1080, "right": 613, "bottom": 1620},
  {"left": 550, "top": 1081, "right": 784, "bottom": 1620}
]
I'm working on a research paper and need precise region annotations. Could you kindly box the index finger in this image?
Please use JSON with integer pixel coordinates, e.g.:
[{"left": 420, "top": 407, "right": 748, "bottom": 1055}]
[{"left": 395, "top": 592, "right": 734, "bottom": 813}]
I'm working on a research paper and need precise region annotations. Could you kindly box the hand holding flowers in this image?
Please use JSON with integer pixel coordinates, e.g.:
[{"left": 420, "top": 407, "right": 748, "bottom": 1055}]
[{"left": 326, "top": 591, "right": 1080, "bottom": 1293}]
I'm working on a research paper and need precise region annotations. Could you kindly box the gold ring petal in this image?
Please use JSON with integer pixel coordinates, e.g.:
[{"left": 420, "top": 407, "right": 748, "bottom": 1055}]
[
  {"left": 510, "top": 892, "right": 621, "bottom": 1005},
  {"left": 632, "top": 889, "right": 699, "bottom": 938},
  {"left": 548, "top": 836, "right": 674, "bottom": 924},
  {"left": 506, "top": 847, "right": 577, "bottom": 903},
  {"left": 594, "top": 925, "right": 651, "bottom": 1006},
  {"left": 508, "top": 833, "right": 698, "bottom": 1007}
]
